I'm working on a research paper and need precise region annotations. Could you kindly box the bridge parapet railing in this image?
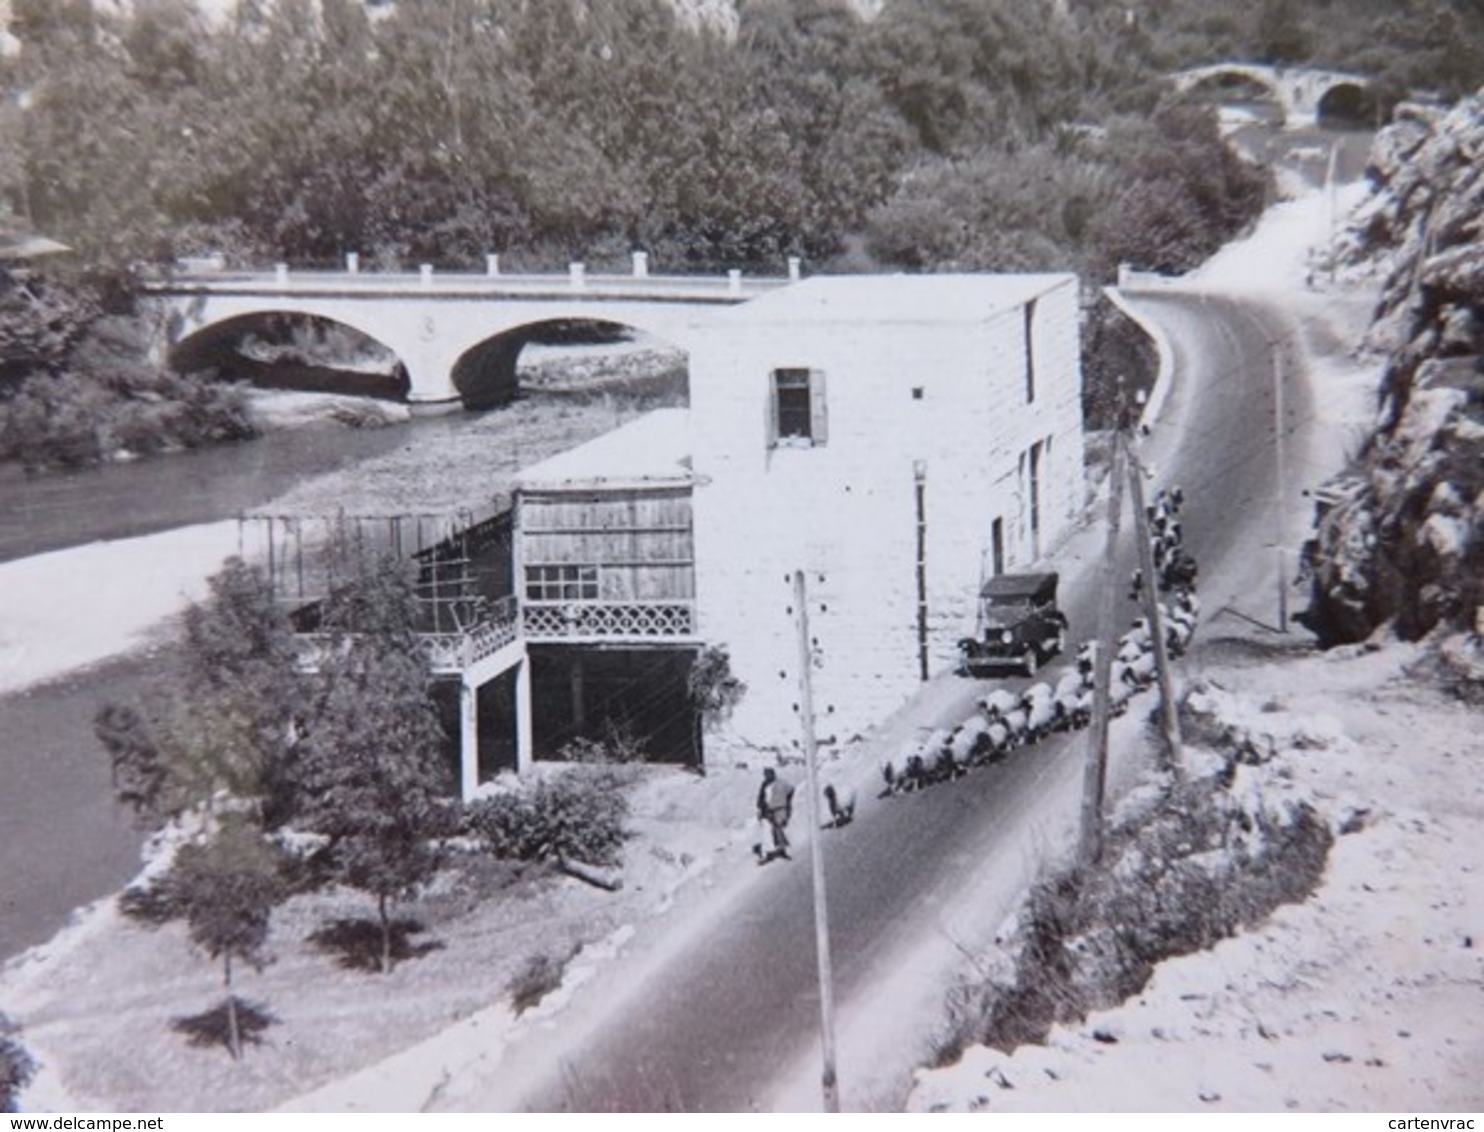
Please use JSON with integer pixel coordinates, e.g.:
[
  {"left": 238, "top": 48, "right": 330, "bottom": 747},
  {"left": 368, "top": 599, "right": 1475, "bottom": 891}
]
[{"left": 145, "top": 266, "right": 794, "bottom": 300}]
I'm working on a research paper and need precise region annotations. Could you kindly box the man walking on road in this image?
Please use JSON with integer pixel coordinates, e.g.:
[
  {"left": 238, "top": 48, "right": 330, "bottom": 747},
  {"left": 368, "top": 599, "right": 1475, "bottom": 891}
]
[{"left": 755, "top": 768, "right": 795, "bottom": 861}]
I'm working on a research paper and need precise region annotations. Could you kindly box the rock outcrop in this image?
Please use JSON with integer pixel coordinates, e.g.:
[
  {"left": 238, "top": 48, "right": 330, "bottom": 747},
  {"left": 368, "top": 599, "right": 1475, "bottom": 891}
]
[{"left": 1304, "top": 92, "right": 1484, "bottom": 645}]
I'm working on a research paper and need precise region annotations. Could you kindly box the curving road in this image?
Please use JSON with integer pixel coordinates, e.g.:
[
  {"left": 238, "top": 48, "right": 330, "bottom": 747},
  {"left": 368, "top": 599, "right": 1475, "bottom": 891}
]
[{"left": 459, "top": 290, "right": 1316, "bottom": 1112}]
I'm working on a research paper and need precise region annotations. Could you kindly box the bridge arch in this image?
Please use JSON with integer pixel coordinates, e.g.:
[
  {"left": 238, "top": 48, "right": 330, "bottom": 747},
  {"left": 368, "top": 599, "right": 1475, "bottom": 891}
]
[
  {"left": 452, "top": 316, "right": 689, "bottom": 412},
  {"left": 167, "top": 310, "right": 412, "bottom": 401},
  {"left": 1316, "top": 81, "right": 1376, "bottom": 127}
]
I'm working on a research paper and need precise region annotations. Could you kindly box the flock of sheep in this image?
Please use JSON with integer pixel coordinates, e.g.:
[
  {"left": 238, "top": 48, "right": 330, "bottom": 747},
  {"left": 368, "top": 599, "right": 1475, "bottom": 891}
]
[{"left": 882, "top": 487, "right": 1199, "bottom": 797}]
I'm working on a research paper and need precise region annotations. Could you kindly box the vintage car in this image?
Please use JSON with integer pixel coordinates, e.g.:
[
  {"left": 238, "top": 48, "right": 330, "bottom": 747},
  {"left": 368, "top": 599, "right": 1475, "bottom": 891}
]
[{"left": 958, "top": 571, "right": 1067, "bottom": 678}]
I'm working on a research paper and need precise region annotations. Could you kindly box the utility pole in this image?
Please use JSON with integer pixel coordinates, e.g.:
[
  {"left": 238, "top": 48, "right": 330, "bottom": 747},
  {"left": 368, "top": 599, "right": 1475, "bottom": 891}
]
[
  {"left": 913, "top": 460, "right": 929, "bottom": 681},
  {"left": 793, "top": 570, "right": 840, "bottom": 1112},
  {"left": 1272, "top": 341, "right": 1289, "bottom": 633},
  {"left": 1125, "top": 442, "right": 1186, "bottom": 784},
  {"left": 1326, "top": 139, "right": 1341, "bottom": 285},
  {"left": 1080, "top": 417, "right": 1128, "bottom": 866}
]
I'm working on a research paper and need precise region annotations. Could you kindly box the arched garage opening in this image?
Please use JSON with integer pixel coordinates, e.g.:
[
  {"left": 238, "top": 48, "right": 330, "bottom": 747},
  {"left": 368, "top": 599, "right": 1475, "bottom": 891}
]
[
  {"left": 452, "top": 318, "right": 688, "bottom": 411},
  {"left": 1316, "top": 82, "right": 1376, "bottom": 129},
  {"left": 169, "top": 312, "right": 411, "bottom": 402}
]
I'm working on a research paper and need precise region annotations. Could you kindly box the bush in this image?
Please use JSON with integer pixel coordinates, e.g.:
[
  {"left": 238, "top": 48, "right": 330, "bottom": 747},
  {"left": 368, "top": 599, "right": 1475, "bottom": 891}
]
[
  {"left": 0, "top": 1014, "right": 34, "bottom": 1114},
  {"left": 507, "top": 947, "right": 577, "bottom": 1016},
  {"left": 466, "top": 771, "right": 629, "bottom": 869}
]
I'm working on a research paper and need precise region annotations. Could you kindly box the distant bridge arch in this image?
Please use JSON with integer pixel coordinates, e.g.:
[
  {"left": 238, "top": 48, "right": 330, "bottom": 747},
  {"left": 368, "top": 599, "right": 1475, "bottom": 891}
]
[
  {"left": 145, "top": 268, "right": 784, "bottom": 411},
  {"left": 1170, "top": 63, "right": 1372, "bottom": 129}
]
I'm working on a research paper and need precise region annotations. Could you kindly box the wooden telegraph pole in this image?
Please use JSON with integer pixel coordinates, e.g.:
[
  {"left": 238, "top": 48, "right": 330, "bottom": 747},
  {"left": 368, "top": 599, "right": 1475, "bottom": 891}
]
[
  {"left": 792, "top": 570, "right": 840, "bottom": 1112},
  {"left": 1272, "top": 341, "right": 1289, "bottom": 633},
  {"left": 1125, "top": 445, "right": 1186, "bottom": 783},
  {"left": 1080, "top": 427, "right": 1128, "bottom": 866}
]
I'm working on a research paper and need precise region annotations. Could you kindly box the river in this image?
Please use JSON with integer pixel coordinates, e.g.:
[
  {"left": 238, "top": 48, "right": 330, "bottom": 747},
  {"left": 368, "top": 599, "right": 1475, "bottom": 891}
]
[{"left": 0, "top": 413, "right": 438, "bottom": 564}]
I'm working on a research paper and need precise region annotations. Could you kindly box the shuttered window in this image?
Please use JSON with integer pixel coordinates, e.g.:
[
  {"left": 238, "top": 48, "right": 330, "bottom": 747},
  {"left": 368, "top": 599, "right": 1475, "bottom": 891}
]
[{"left": 769, "top": 368, "right": 828, "bottom": 447}]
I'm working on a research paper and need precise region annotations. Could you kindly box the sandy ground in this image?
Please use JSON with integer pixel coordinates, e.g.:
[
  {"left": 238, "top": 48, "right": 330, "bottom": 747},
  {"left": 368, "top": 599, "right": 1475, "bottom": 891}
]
[
  {"left": 907, "top": 633, "right": 1484, "bottom": 1112},
  {"left": 0, "top": 522, "right": 240, "bottom": 697}
]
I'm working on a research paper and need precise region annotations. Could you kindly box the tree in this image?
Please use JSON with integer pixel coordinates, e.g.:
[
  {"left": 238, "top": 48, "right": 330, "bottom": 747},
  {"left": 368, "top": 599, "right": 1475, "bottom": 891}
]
[
  {"left": 95, "top": 558, "right": 302, "bottom": 829},
  {"left": 295, "top": 560, "right": 452, "bottom": 973},
  {"left": 170, "top": 817, "right": 287, "bottom": 1060},
  {"left": 687, "top": 645, "right": 746, "bottom": 764},
  {"left": 1253, "top": 0, "right": 1312, "bottom": 64}
]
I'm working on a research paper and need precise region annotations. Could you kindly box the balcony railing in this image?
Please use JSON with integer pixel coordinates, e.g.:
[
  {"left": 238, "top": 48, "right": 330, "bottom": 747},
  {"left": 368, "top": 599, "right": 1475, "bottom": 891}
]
[
  {"left": 294, "top": 595, "right": 695, "bottom": 675},
  {"left": 522, "top": 600, "right": 695, "bottom": 641},
  {"left": 296, "top": 595, "right": 521, "bottom": 676}
]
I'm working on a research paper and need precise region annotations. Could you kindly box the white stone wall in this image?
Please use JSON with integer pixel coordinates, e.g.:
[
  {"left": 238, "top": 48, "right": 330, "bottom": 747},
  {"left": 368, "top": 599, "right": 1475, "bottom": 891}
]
[{"left": 688, "top": 277, "right": 1084, "bottom": 755}]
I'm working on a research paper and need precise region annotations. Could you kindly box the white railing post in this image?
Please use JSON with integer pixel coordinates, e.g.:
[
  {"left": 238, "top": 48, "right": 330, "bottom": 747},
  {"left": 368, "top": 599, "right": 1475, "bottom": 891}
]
[
  {"left": 419, "top": 263, "right": 434, "bottom": 288},
  {"left": 728, "top": 268, "right": 742, "bottom": 295},
  {"left": 569, "top": 262, "right": 586, "bottom": 289},
  {"left": 632, "top": 250, "right": 649, "bottom": 278},
  {"left": 274, "top": 262, "right": 289, "bottom": 287},
  {"left": 486, "top": 253, "right": 500, "bottom": 277},
  {"left": 788, "top": 256, "right": 801, "bottom": 282},
  {"left": 345, "top": 252, "right": 359, "bottom": 275}
]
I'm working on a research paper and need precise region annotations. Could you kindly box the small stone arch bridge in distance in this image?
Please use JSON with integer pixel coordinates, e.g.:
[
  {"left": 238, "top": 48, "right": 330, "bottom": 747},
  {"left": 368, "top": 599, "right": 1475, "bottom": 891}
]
[
  {"left": 1169, "top": 62, "right": 1372, "bottom": 129},
  {"left": 142, "top": 261, "right": 790, "bottom": 412}
]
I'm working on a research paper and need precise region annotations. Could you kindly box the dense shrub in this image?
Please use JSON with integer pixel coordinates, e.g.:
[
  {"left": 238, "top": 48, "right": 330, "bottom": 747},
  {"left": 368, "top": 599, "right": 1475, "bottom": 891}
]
[
  {"left": 0, "top": 1014, "right": 34, "bottom": 1113},
  {"left": 466, "top": 771, "right": 630, "bottom": 869}
]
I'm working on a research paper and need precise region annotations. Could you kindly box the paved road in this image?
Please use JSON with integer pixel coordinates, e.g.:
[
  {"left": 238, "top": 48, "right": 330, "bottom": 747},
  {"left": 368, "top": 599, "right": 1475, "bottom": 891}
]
[{"left": 468, "top": 290, "right": 1314, "bottom": 1112}]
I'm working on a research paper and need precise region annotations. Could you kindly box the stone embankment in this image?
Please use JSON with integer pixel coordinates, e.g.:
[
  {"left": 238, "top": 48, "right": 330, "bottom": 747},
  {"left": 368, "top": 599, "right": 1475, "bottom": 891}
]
[{"left": 1305, "top": 91, "right": 1484, "bottom": 645}]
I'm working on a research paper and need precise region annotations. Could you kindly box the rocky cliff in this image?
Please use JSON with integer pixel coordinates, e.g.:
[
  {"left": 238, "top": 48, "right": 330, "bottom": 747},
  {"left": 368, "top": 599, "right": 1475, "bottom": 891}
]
[{"left": 1304, "top": 92, "right": 1484, "bottom": 646}]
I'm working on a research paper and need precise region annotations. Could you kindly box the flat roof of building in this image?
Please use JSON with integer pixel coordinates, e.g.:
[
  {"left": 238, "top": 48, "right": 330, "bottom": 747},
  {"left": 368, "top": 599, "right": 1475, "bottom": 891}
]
[
  {"left": 724, "top": 272, "right": 1075, "bottom": 326},
  {"left": 516, "top": 407, "right": 691, "bottom": 492}
]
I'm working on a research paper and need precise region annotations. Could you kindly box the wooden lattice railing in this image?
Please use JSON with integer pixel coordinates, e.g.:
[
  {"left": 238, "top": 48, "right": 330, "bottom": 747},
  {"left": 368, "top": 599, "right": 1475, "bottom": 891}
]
[{"left": 522, "top": 600, "right": 696, "bottom": 640}]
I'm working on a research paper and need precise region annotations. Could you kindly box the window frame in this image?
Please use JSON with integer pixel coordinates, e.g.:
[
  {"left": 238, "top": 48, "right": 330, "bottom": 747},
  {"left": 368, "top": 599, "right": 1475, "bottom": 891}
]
[
  {"left": 768, "top": 367, "right": 829, "bottom": 449},
  {"left": 524, "top": 563, "right": 599, "bottom": 602}
]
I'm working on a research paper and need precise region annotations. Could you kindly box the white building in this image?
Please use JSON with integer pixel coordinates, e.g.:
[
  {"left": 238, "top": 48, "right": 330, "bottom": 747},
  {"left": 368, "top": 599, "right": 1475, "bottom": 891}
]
[{"left": 688, "top": 273, "right": 1084, "bottom": 754}]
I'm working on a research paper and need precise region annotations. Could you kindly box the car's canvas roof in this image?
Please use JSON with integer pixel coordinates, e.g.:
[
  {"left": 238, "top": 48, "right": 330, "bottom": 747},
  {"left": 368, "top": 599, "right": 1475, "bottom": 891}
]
[{"left": 979, "top": 572, "right": 1059, "bottom": 600}]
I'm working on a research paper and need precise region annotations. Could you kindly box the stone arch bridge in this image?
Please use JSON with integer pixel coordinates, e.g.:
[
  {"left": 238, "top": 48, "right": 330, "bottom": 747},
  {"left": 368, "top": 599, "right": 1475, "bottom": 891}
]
[
  {"left": 143, "top": 262, "right": 789, "bottom": 411},
  {"left": 1170, "top": 63, "right": 1372, "bottom": 129}
]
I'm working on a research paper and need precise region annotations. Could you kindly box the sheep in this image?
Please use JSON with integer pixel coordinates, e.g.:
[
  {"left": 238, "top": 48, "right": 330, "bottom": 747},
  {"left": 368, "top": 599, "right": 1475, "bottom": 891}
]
[
  {"left": 881, "top": 745, "right": 927, "bottom": 795},
  {"left": 1022, "top": 682, "right": 1059, "bottom": 740},
  {"left": 978, "top": 718, "right": 1015, "bottom": 763},
  {"left": 1119, "top": 649, "right": 1157, "bottom": 689},
  {"left": 1126, "top": 618, "right": 1153, "bottom": 650},
  {"left": 1174, "top": 588, "right": 1201, "bottom": 619},
  {"left": 921, "top": 726, "right": 962, "bottom": 783},
  {"left": 1116, "top": 632, "right": 1147, "bottom": 666},
  {"left": 980, "top": 688, "right": 1020, "bottom": 721},
  {"left": 948, "top": 714, "right": 991, "bottom": 769},
  {"left": 998, "top": 702, "right": 1031, "bottom": 748},
  {"left": 1053, "top": 670, "right": 1092, "bottom": 729},
  {"left": 823, "top": 783, "right": 856, "bottom": 828},
  {"left": 1161, "top": 548, "right": 1198, "bottom": 592},
  {"left": 1075, "top": 641, "right": 1099, "bottom": 683},
  {"left": 1109, "top": 672, "right": 1139, "bottom": 716}
]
